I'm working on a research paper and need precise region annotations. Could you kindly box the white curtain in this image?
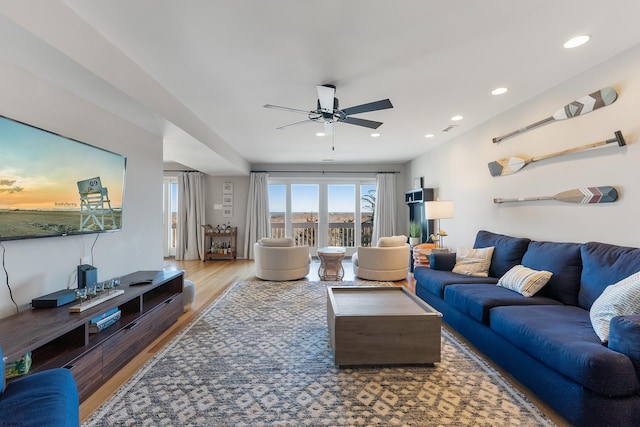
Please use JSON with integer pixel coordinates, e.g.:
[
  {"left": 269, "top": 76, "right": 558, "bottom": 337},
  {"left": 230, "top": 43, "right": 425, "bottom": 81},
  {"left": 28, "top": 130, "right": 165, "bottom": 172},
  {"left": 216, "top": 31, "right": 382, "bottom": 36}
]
[
  {"left": 371, "top": 173, "right": 397, "bottom": 245},
  {"left": 176, "top": 172, "right": 206, "bottom": 260},
  {"left": 244, "top": 172, "right": 270, "bottom": 259}
]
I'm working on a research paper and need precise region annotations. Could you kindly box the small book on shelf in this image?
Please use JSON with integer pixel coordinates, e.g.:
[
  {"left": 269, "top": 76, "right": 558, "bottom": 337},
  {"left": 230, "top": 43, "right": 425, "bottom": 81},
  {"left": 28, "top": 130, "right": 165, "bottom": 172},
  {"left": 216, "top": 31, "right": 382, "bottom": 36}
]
[
  {"left": 90, "top": 307, "right": 119, "bottom": 324},
  {"left": 89, "top": 309, "right": 121, "bottom": 333}
]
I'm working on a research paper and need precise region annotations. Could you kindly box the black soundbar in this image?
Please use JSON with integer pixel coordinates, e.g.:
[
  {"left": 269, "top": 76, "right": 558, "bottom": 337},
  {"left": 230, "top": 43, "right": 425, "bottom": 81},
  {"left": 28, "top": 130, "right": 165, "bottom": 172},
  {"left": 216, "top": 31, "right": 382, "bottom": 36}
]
[{"left": 32, "top": 289, "right": 77, "bottom": 308}]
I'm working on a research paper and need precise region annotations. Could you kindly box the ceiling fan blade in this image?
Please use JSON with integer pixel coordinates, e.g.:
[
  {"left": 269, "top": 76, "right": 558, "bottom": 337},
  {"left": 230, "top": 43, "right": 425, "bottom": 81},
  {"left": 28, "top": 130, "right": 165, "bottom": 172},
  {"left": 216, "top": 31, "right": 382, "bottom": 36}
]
[
  {"left": 276, "top": 119, "right": 313, "bottom": 130},
  {"left": 340, "top": 116, "right": 383, "bottom": 129},
  {"left": 342, "top": 99, "right": 393, "bottom": 116},
  {"left": 316, "top": 85, "right": 336, "bottom": 113},
  {"left": 263, "top": 104, "right": 310, "bottom": 115},
  {"left": 324, "top": 121, "right": 334, "bottom": 136}
]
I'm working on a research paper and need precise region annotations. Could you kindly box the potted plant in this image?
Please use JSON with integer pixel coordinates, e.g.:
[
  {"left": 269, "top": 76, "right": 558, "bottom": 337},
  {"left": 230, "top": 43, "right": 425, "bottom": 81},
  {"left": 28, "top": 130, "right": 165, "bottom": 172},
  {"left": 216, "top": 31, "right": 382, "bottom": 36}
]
[{"left": 409, "top": 221, "right": 421, "bottom": 247}]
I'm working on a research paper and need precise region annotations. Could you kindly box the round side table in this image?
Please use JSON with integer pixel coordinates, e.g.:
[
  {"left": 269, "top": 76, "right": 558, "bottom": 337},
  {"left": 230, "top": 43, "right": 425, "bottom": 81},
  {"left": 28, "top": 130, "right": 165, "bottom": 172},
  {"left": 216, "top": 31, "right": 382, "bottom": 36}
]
[{"left": 317, "top": 246, "right": 346, "bottom": 281}]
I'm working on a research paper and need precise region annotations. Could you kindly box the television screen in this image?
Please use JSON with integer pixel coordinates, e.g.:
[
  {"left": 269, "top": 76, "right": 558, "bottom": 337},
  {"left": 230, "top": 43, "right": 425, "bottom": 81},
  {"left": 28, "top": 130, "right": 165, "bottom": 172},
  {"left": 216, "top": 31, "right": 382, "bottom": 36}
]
[{"left": 0, "top": 115, "right": 126, "bottom": 241}]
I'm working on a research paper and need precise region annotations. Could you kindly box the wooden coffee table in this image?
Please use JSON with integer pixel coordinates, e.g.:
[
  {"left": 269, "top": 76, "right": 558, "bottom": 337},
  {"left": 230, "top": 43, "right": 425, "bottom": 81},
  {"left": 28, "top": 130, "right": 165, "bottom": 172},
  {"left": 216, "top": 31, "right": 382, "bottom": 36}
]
[
  {"left": 317, "top": 246, "right": 346, "bottom": 280},
  {"left": 327, "top": 286, "right": 442, "bottom": 366}
]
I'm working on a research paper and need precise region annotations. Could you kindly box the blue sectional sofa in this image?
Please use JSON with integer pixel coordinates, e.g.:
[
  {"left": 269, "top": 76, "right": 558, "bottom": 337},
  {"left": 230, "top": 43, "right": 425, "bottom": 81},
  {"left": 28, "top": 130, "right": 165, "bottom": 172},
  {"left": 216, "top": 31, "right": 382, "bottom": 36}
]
[
  {"left": 414, "top": 230, "right": 640, "bottom": 427},
  {"left": 0, "top": 347, "right": 79, "bottom": 426}
]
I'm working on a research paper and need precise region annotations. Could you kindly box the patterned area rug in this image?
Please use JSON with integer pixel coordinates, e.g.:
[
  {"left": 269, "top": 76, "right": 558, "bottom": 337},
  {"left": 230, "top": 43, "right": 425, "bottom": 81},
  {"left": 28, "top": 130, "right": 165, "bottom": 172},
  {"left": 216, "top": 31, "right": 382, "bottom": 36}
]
[{"left": 84, "top": 280, "right": 554, "bottom": 426}]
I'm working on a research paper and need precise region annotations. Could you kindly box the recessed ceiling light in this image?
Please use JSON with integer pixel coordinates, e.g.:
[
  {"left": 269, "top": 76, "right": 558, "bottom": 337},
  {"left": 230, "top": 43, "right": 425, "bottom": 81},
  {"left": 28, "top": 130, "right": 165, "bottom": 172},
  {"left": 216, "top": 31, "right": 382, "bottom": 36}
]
[
  {"left": 316, "top": 132, "right": 325, "bottom": 137},
  {"left": 563, "top": 35, "right": 590, "bottom": 49},
  {"left": 451, "top": 115, "right": 463, "bottom": 121},
  {"left": 371, "top": 133, "right": 380, "bottom": 137},
  {"left": 491, "top": 87, "right": 508, "bottom": 95},
  {"left": 424, "top": 133, "right": 435, "bottom": 138}
]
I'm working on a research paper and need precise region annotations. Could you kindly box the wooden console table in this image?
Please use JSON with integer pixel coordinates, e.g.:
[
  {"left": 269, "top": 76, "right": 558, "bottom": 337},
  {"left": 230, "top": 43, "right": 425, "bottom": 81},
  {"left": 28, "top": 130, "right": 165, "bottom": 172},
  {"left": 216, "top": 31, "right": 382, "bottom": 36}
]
[{"left": 0, "top": 270, "right": 183, "bottom": 402}]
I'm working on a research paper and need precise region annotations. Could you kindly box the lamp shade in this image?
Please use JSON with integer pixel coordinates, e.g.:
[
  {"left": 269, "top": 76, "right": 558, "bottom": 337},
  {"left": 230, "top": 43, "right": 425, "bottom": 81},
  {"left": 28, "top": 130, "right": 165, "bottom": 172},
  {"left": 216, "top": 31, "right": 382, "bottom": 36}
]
[{"left": 425, "top": 200, "right": 454, "bottom": 220}]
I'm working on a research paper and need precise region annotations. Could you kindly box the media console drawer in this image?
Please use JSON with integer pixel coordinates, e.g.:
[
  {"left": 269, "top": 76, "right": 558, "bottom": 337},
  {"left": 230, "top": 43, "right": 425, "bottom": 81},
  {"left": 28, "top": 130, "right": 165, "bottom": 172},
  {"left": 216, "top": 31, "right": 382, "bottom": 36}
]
[{"left": 103, "top": 293, "right": 182, "bottom": 378}]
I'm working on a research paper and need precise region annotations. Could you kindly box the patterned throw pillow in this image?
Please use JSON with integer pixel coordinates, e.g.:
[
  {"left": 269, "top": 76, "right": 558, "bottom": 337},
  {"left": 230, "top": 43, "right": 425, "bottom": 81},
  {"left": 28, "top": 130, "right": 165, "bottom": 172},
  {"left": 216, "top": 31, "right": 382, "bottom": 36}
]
[
  {"left": 590, "top": 271, "right": 640, "bottom": 343},
  {"left": 452, "top": 246, "right": 495, "bottom": 277},
  {"left": 497, "top": 265, "right": 553, "bottom": 297}
]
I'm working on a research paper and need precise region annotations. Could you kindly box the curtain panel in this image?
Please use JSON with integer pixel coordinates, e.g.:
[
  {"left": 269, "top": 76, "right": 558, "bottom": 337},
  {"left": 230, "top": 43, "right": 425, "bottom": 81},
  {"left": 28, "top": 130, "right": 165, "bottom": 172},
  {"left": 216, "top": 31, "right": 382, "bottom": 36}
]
[
  {"left": 371, "top": 173, "right": 397, "bottom": 245},
  {"left": 244, "top": 172, "right": 270, "bottom": 259},
  {"left": 176, "top": 172, "right": 205, "bottom": 260}
]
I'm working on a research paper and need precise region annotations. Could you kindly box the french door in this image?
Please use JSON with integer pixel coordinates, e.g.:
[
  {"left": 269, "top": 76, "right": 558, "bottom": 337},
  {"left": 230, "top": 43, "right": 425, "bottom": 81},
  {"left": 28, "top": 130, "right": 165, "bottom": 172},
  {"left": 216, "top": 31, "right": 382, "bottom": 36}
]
[
  {"left": 162, "top": 177, "right": 178, "bottom": 257},
  {"left": 268, "top": 178, "right": 376, "bottom": 257}
]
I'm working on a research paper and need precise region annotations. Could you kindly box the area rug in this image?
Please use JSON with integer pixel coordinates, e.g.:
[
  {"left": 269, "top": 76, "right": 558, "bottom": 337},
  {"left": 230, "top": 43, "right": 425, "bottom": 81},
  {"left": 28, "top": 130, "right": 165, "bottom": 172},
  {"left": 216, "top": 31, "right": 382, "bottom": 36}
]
[{"left": 84, "top": 280, "right": 555, "bottom": 426}]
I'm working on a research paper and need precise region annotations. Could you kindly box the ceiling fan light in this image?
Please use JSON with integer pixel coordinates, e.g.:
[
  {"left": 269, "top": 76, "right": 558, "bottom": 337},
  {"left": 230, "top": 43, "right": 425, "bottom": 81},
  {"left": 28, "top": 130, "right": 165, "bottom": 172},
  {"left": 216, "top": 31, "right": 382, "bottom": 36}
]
[{"left": 563, "top": 35, "right": 590, "bottom": 49}]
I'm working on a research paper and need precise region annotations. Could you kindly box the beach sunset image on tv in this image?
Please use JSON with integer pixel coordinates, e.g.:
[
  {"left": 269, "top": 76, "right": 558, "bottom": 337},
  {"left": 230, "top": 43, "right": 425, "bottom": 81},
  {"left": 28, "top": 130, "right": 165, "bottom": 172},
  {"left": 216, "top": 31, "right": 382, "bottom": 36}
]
[{"left": 0, "top": 115, "right": 126, "bottom": 240}]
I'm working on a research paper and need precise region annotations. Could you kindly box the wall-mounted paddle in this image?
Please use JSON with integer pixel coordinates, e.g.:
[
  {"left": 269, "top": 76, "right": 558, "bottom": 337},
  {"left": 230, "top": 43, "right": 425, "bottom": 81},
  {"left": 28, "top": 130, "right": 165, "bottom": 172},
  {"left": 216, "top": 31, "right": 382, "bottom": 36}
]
[
  {"left": 488, "top": 130, "right": 625, "bottom": 177},
  {"left": 493, "top": 186, "right": 618, "bottom": 204},
  {"left": 492, "top": 88, "right": 618, "bottom": 143}
]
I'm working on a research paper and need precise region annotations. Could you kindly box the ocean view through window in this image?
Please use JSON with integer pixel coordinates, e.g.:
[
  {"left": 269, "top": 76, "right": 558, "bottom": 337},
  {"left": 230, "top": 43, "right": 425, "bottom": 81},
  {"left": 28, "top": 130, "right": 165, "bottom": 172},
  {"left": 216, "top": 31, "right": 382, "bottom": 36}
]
[{"left": 269, "top": 181, "right": 376, "bottom": 256}]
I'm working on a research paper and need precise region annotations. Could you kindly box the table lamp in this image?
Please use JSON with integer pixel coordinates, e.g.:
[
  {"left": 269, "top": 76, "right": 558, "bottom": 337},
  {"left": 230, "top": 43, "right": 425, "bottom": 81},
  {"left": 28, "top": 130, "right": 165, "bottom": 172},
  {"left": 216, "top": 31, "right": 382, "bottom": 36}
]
[{"left": 425, "top": 200, "right": 454, "bottom": 248}]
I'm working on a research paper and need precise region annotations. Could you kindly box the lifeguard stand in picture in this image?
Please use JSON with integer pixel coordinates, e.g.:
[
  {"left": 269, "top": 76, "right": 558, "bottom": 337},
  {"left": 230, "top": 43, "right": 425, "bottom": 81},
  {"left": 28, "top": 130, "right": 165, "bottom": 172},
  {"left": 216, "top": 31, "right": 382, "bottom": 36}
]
[{"left": 77, "top": 177, "right": 117, "bottom": 231}]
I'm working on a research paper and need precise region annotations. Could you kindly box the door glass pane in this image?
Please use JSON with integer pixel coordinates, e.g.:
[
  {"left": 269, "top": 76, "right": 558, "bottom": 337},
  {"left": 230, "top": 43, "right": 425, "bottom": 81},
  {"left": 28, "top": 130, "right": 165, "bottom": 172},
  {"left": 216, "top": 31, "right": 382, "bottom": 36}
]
[
  {"left": 291, "top": 184, "right": 318, "bottom": 247},
  {"left": 268, "top": 184, "right": 286, "bottom": 238},
  {"left": 360, "top": 184, "right": 376, "bottom": 246},
  {"left": 170, "top": 182, "right": 178, "bottom": 250},
  {"left": 328, "top": 185, "right": 355, "bottom": 247}
]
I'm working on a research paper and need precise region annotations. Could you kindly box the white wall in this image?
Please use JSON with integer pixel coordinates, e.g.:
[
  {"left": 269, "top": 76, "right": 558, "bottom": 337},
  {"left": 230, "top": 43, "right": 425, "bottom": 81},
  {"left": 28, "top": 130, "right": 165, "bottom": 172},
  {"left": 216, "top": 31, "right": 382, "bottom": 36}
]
[
  {"left": 408, "top": 44, "right": 640, "bottom": 250},
  {"left": 0, "top": 60, "right": 163, "bottom": 318}
]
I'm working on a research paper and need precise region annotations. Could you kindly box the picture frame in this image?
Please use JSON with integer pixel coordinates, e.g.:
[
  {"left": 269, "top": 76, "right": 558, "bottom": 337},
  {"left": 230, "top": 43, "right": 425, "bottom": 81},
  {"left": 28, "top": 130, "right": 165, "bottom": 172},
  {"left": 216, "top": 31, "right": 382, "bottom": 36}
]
[
  {"left": 222, "top": 207, "right": 233, "bottom": 218},
  {"left": 223, "top": 182, "right": 233, "bottom": 194},
  {"left": 222, "top": 194, "right": 233, "bottom": 206},
  {"left": 413, "top": 177, "right": 423, "bottom": 189}
]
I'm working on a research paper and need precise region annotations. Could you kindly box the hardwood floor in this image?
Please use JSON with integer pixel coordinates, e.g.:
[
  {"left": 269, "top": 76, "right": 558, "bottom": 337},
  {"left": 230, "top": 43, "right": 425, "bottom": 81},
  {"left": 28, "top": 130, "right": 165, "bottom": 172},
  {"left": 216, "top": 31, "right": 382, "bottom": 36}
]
[{"left": 79, "top": 257, "right": 415, "bottom": 422}]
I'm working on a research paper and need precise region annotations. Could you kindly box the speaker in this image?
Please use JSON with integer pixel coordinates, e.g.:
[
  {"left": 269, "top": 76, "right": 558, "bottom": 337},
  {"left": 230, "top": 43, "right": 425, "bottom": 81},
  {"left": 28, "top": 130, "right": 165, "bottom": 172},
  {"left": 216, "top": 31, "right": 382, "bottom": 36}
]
[{"left": 77, "top": 264, "right": 97, "bottom": 289}]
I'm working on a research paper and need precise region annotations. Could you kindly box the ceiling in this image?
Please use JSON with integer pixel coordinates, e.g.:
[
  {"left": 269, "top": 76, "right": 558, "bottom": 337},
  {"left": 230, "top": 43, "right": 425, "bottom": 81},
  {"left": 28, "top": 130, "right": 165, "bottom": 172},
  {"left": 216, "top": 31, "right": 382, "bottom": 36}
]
[{"left": 2, "top": 1, "right": 640, "bottom": 175}]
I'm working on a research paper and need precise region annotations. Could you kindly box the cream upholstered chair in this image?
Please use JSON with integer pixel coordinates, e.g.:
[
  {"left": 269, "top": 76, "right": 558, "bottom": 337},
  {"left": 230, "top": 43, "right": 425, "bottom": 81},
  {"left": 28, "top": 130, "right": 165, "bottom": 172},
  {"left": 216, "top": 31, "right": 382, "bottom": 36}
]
[
  {"left": 254, "top": 237, "right": 311, "bottom": 281},
  {"left": 352, "top": 235, "right": 410, "bottom": 281}
]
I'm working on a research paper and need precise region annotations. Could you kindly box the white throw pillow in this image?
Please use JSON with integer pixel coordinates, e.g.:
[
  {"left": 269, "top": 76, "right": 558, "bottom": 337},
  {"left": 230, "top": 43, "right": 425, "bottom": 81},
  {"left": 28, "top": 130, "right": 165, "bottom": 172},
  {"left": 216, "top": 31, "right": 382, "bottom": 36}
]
[
  {"left": 377, "top": 235, "right": 407, "bottom": 247},
  {"left": 259, "top": 237, "right": 294, "bottom": 247},
  {"left": 497, "top": 264, "right": 552, "bottom": 297},
  {"left": 590, "top": 271, "right": 640, "bottom": 343},
  {"left": 452, "top": 247, "right": 495, "bottom": 277}
]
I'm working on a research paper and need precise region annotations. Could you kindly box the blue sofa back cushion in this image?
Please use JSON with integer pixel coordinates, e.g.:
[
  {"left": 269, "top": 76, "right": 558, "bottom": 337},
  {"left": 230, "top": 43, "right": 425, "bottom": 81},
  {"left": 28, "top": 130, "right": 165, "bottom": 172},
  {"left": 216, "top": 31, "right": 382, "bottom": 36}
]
[
  {"left": 521, "top": 241, "right": 583, "bottom": 306},
  {"left": 579, "top": 242, "right": 640, "bottom": 310},
  {"left": 473, "top": 230, "right": 531, "bottom": 278}
]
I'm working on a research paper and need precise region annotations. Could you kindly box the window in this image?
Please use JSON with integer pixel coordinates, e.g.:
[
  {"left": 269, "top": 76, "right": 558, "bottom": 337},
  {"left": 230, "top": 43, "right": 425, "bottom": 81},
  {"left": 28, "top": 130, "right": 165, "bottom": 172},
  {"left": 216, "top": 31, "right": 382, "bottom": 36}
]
[{"left": 268, "top": 179, "right": 376, "bottom": 256}]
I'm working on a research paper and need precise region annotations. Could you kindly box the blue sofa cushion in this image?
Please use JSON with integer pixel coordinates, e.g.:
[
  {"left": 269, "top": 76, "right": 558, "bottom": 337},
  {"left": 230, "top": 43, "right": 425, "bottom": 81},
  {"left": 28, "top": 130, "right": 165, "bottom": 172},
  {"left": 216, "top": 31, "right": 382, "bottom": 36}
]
[
  {"left": 609, "top": 314, "right": 640, "bottom": 381},
  {"left": 579, "top": 242, "right": 640, "bottom": 310},
  {"left": 521, "top": 241, "right": 582, "bottom": 306},
  {"left": 473, "top": 230, "right": 530, "bottom": 278},
  {"left": 0, "top": 368, "right": 79, "bottom": 426},
  {"left": 414, "top": 267, "right": 498, "bottom": 298},
  {"left": 490, "top": 305, "right": 640, "bottom": 397},
  {"left": 445, "top": 283, "right": 562, "bottom": 324}
]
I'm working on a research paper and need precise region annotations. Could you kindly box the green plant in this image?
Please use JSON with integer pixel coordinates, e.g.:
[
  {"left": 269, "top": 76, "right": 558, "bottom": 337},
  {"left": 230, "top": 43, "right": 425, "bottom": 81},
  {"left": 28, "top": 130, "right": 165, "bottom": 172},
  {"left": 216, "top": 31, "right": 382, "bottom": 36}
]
[{"left": 409, "top": 221, "right": 421, "bottom": 238}]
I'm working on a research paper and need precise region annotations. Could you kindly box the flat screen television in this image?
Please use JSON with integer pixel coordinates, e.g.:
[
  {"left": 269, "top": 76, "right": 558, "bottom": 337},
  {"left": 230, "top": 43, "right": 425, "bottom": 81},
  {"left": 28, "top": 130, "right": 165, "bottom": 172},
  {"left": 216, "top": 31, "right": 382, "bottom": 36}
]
[{"left": 0, "top": 114, "right": 126, "bottom": 241}]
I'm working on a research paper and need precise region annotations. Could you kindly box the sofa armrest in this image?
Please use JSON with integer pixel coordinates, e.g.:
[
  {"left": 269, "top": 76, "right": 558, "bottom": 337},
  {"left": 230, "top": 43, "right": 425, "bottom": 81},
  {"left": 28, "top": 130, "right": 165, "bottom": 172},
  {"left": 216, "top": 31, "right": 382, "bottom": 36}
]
[
  {"left": 609, "top": 315, "right": 640, "bottom": 380},
  {"left": 429, "top": 252, "right": 456, "bottom": 271}
]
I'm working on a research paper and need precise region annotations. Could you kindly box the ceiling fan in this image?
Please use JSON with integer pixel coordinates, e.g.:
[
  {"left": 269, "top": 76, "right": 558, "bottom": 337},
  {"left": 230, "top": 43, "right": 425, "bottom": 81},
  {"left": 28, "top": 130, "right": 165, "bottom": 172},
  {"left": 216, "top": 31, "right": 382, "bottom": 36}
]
[{"left": 263, "top": 84, "right": 393, "bottom": 136}]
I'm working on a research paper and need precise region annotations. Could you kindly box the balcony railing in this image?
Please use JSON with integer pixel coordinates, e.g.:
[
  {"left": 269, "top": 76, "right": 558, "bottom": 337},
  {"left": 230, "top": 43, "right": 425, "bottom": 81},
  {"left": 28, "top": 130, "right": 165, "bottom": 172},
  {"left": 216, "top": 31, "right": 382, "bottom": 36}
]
[{"left": 270, "top": 221, "right": 373, "bottom": 247}]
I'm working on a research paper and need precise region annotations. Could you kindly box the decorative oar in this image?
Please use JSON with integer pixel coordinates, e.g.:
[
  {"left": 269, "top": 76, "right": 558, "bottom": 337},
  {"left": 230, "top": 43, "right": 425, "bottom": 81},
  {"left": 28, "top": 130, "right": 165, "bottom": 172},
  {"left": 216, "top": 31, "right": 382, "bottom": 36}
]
[
  {"left": 492, "top": 87, "right": 618, "bottom": 143},
  {"left": 488, "top": 130, "right": 625, "bottom": 177},
  {"left": 494, "top": 186, "right": 618, "bottom": 204}
]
